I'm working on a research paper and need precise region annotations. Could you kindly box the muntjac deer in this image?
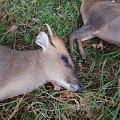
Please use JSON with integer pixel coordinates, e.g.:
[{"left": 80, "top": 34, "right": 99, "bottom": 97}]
[
  {"left": 0, "top": 24, "right": 83, "bottom": 101},
  {"left": 69, "top": 0, "right": 120, "bottom": 64}
]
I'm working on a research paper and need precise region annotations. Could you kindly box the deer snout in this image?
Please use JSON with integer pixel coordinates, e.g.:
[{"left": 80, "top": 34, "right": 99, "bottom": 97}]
[
  {"left": 70, "top": 71, "right": 84, "bottom": 92},
  {"left": 61, "top": 73, "right": 83, "bottom": 92},
  {"left": 68, "top": 75, "right": 83, "bottom": 92},
  {"left": 69, "top": 82, "right": 83, "bottom": 92},
  {"left": 75, "top": 79, "right": 84, "bottom": 92}
]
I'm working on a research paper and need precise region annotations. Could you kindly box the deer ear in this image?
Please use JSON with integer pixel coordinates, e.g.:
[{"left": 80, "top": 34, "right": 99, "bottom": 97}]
[{"left": 35, "top": 32, "right": 50, "bottom": 50}]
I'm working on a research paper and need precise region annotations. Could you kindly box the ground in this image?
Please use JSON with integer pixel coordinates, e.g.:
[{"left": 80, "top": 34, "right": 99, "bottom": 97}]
[{"left": 0, "top": 0, "right": 120, "bottom": 120}]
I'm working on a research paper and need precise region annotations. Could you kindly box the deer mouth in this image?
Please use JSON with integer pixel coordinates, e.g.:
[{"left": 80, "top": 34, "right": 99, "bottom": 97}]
[{"left": 50, "top": 79, "right": 83, "bottom": 92}]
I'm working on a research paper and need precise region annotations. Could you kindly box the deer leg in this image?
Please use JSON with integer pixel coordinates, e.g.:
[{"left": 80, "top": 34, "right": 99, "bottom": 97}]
[
  {"left": 69, "top": 24, "right": 95, "bottom": 64},
  {"left": 76, "top": 39, "right": 87, "bottom": 65}
]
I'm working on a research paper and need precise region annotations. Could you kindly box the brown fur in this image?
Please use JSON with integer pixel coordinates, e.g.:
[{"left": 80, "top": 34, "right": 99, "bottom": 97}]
[
  {"left": 81, "top": 0, "right": 105, "bottom": 14},
  {"left": 69, "top": 0, "right": 120, "bottom": 64},
  {"left": 0, "top": 24, "right": 83, "bottom": 101}
]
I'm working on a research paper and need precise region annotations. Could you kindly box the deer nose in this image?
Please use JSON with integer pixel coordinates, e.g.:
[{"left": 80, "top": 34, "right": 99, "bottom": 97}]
[{"left": 76, "top": 81, "right": 84, "bottom": 92}]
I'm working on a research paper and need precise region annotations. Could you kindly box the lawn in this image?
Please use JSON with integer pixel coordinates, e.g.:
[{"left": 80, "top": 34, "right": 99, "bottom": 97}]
[{"left": 0, "top": 0, "right": 120, "bottom": 120}]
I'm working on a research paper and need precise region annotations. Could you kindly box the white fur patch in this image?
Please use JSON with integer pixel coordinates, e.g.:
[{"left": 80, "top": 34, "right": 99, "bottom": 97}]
[
  {"left": 111, "top": 0, "right": 115, "bottom": 2},
  {"left": 56, "top": 80, "right": 78, "bottom": 92}
]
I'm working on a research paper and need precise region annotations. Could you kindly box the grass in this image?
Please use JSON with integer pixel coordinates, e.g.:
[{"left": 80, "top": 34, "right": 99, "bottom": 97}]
[{"left": 0, "top": 0, "right": 120, "bottom": 119}]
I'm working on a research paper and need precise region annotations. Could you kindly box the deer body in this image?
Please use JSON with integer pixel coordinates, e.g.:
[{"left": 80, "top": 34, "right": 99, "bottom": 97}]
[
  {"left": 0, "top": 24, "right": 83, "bottom": 101},
  {"left": 69, "top": 0, "right": 120, "bottom": 64},
  {"left": 0, "top": 47, "right": 48, "bottom": 100}
]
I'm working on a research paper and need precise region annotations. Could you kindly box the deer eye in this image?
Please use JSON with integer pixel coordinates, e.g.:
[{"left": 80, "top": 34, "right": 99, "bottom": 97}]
[{"left": 61, "top": 55, "right": 69, "bottom": 63}]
